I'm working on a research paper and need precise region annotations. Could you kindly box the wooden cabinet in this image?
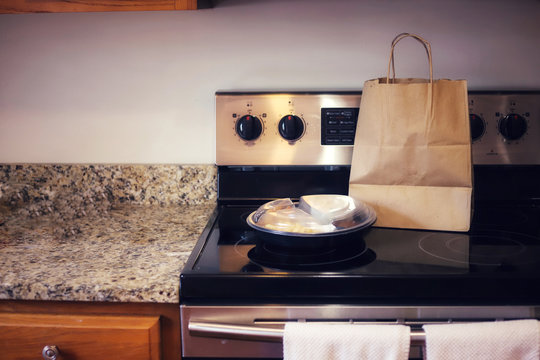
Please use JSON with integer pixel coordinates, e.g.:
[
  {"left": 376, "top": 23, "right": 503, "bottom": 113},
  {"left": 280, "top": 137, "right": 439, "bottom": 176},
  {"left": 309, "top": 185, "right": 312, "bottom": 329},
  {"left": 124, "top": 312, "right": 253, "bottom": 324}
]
[
  {"left": 0, "top": 0, "right": 213, "bottom": 14},
  {"left": 0, "top": 300, "right": 181, "bottom": 360},
  {"left": 0, "top": 313, "right": 160, "bottom": 359}
]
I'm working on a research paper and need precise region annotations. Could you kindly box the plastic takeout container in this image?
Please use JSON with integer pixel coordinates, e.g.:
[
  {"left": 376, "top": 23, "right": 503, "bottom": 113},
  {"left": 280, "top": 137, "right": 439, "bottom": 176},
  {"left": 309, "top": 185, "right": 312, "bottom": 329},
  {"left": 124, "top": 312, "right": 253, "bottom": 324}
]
[{"left": 247, "top": 194, "right": 376, "bottom": 238}]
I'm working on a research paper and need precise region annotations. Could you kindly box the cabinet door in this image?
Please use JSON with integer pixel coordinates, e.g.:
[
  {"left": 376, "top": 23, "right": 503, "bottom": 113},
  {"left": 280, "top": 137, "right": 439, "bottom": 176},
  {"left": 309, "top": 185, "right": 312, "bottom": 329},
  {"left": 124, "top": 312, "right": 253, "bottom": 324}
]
[{"left": 0, "top": 313, "right": 160, "bottom": 360}]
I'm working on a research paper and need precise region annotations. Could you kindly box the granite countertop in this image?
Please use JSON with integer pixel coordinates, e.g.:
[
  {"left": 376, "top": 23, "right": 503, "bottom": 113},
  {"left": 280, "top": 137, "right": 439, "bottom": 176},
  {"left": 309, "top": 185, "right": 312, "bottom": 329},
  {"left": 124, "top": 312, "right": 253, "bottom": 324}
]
[
  {"left": 0, "top": 164, "right": 217, "bottom": 304},
  {"left": 0, "top": 203, "right": 215, "bottom": 303}
]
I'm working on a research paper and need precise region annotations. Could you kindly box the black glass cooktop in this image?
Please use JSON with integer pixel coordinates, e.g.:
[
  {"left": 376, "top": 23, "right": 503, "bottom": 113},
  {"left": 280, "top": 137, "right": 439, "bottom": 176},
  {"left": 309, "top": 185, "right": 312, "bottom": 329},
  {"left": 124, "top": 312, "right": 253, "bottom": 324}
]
[{"left": 180, "top": 202, "right": 540, "bottom": 305}]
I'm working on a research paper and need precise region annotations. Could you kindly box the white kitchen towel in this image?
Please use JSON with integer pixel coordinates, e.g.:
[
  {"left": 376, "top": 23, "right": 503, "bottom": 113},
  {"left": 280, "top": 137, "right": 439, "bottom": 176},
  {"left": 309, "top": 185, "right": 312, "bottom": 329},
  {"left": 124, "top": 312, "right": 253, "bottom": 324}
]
[
  {"left": 423, "top": 319, "right": 540, "bottom": 360},
  {"left": 283, "top": 322, "right": 410, "bottom": 360}
]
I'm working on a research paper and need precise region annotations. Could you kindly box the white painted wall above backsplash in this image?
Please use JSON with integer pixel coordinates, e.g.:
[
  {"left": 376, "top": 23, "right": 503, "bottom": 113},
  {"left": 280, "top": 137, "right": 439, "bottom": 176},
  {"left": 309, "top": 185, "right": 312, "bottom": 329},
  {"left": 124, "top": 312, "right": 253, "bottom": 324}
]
[{"left": 0, "top": 0, "right": 539, "bottom": 164}]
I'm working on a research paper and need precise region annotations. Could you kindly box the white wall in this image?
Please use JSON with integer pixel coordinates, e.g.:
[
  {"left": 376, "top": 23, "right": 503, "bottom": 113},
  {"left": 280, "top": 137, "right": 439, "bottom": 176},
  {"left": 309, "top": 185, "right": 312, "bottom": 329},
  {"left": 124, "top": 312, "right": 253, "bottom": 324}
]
[{"left": 1, "top": 0, "right": 539, "bottom": 164}]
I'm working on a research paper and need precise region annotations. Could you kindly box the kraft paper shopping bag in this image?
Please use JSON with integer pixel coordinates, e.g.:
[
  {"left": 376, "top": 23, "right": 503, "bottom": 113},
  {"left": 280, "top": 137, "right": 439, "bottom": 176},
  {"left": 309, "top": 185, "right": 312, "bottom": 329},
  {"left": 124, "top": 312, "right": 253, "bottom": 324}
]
[{"left": 349, "top": 33, "right": 473, "bottom": 231}]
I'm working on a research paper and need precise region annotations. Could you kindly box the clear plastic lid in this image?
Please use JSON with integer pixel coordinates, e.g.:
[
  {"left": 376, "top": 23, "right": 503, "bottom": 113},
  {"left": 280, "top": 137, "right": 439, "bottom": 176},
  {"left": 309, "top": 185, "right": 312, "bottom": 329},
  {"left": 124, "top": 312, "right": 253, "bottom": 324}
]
[{"left": 247, "top": 195, "right": 376, "bottom": 236}]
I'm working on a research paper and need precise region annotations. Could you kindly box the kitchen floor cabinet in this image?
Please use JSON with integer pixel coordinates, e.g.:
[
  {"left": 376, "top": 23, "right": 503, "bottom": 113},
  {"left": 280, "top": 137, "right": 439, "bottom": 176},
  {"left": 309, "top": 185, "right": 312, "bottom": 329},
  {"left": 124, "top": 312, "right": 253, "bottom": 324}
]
[
  {"left": 0, "top": 300, "right": 181, "bottom": 360},
  {"left": 0, "top": 0, "right": 213, "bottom": 14}
]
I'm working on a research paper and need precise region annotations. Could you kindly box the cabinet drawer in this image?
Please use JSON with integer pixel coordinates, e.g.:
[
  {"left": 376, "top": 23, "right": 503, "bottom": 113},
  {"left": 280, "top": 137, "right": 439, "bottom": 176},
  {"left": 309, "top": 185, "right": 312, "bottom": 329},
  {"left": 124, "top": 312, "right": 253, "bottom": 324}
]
[{"left": 0, "top": 313, "right": 160, "bottom": 360}]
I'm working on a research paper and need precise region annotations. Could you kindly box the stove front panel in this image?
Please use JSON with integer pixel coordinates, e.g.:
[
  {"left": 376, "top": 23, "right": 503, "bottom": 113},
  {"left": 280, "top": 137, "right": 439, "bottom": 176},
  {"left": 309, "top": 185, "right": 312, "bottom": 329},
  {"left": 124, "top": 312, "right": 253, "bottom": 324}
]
[{"left": 181, "top": 304, "right": 538, "bottom": 358}]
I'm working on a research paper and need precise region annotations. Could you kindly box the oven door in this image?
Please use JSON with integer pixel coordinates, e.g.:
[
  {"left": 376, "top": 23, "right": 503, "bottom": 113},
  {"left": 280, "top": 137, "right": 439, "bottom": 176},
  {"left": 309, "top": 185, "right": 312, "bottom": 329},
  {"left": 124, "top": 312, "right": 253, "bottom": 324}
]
[{"left": 181, "top": 304, "right": 538, "bottom": 359}]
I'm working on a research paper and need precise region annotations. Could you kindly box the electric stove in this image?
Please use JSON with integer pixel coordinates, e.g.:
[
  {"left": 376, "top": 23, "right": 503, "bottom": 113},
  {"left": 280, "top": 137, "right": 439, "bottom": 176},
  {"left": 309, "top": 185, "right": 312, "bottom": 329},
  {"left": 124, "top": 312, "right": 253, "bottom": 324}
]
[{"left": 180, "top": 91, "right": 540, "bottom": 359}]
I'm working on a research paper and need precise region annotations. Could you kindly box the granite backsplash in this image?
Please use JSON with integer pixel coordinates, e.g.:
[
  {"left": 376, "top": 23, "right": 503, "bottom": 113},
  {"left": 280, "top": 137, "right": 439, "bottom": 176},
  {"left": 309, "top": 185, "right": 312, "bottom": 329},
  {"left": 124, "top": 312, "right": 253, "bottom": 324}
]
[{"left": 0, "top": 164, "right": 217, "bottom": 236}]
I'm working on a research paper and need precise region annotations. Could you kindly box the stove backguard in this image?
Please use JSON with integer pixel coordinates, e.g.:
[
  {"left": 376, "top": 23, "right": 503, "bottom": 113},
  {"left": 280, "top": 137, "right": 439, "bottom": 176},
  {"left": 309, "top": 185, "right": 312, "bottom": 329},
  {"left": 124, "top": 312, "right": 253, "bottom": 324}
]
[{"left": 216, "top": 91, "right": 540, "bottom": 168}]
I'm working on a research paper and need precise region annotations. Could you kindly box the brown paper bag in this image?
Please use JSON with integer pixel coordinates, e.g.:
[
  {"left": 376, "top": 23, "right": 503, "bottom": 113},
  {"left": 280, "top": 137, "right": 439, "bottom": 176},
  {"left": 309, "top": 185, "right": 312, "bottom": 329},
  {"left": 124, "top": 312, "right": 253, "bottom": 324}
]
[{"left": 349, "top": 33, "right": 472, "bottom": 231}]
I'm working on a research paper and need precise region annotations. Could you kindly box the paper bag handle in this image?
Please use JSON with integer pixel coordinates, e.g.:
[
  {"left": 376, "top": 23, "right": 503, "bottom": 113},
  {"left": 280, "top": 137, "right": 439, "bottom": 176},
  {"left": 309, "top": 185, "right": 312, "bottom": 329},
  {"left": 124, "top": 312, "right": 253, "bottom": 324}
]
[{"left": 387, "top": 33, "right": 433, "bottom": 84}]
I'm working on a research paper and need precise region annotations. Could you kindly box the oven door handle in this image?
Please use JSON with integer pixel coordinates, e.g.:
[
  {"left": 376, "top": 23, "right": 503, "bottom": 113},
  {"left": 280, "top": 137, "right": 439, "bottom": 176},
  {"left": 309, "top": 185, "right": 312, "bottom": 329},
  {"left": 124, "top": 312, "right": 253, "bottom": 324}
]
[{"left": 188, "top": 321, "right": 426, "bottom": 345}]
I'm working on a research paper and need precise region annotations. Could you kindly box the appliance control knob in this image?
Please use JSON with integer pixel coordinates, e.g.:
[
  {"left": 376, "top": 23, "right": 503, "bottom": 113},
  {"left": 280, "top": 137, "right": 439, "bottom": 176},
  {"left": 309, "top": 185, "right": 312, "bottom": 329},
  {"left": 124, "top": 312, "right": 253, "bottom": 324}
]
[
  {"left": 498, "top": 113, "right": 527, "bottom": 141},
  {"left": 236, "top": 115, "right": 263, "bottom": 141},
  {"left": 278, "top": 115, "right": 304, "bottom": 141},
  {"left": 469, "top": 113, "right": 485, "bottom": 141}
]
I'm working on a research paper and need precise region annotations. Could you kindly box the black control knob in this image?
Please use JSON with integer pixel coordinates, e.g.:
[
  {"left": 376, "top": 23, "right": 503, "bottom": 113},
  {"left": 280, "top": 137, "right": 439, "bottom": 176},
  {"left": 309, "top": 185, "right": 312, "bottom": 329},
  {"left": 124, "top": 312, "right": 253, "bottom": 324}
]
[
  {"left": 469, "top": 113, "right": 485, "bottom": 142},
  {"left": 236, "top": 115, "right": 262, "bottom": 141},
  {"left": 278, "top": 115, "right": 304, "bottom": 141},
  {"left": 498, "top": 113, "right": 527, "bottom": 141}
]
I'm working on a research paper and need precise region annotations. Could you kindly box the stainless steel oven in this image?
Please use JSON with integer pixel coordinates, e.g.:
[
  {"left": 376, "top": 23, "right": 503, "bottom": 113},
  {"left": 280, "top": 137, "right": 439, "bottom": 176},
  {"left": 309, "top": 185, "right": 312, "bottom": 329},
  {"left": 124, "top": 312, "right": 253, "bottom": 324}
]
[{"left": 180, "top": 91, "right": 540, "bottom": 359}]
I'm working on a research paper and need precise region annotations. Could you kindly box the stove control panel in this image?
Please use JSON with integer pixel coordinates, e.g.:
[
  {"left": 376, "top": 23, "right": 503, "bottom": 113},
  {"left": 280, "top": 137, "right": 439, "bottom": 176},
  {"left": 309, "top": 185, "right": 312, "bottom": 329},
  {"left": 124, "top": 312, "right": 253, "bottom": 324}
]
[
  {"left": 468, "top": 92, "right": 539, "bottom": 165},
  {"left": 217, "top": 92, "right": 362, "bottom": 166},
  {"left": 321, "top": 108, "right": 359, "bottom": 145},
  {"left": 216, "top": 91, "right": 540, "bottom": 166}
]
